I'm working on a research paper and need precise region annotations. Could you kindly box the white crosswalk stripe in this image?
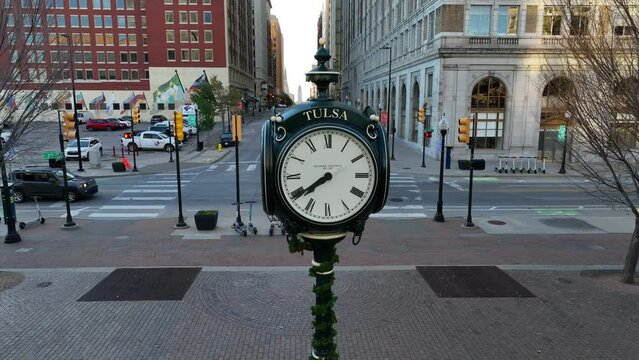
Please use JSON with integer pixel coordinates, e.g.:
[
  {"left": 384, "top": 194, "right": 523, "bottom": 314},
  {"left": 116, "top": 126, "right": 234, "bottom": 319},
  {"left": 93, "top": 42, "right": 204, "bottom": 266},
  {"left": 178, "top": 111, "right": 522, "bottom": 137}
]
[
  {"left": 246, "top": 164, "right": 257, "bottom": 172},
  {"left": 226, "top": 165, "right": 236, "bottom": 172}
]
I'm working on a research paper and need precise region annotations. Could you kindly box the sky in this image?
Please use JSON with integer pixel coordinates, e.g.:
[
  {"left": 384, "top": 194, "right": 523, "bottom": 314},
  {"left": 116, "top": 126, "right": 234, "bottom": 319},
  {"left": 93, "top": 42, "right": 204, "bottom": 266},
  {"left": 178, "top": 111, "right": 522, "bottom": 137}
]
[{"left": 271, "top": 0, "right": 323, "bottom": 102}]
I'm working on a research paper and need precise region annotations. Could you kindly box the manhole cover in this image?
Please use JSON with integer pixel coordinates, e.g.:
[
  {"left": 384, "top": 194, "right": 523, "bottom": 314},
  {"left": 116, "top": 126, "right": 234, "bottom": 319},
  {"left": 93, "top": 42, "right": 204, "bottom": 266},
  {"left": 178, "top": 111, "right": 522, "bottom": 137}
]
[
  {"left": 389, "top": 197, "right": 404, "bottom": 202},
  {"left": 403, "top": 167, "right": 411, "bottom": 170},
  {"left": 487, "top": 220, "right": 506, "bottom": 225},
  {"left": 36, "top": 282, "right": 52, "bottom": 288}
]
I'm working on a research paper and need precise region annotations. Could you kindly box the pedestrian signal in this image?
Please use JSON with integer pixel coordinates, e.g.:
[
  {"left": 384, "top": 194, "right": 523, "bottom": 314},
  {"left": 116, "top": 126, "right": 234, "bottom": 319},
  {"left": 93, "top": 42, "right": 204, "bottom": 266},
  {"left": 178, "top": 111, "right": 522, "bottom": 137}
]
[
  {"left": 63, "top": 112, "right": 76, "bottom": 140},
  {"left": 458, "top": 117, "right": 470, "bottom": 144}
]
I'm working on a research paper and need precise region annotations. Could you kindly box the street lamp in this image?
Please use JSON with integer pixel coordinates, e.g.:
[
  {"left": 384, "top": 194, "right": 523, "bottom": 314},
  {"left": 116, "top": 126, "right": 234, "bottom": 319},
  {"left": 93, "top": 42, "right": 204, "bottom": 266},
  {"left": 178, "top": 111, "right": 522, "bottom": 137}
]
[
  {"left": 381, "top": 46, "right": 392, "bottom": 156},
  {"left": 56, "top": 110, "right": 77, "bottom": 229},
  {"left": 61, "top": 33, "right": 83, "bottom": 172},
  {"left": 0, "top": 128, "right": 21, "bottom": 243},
  {"left": 559, "top": 112, "right": 570, "bottom": 174},
  {"left": 434, "top": 114, "right": 449, "bottom": 222}
]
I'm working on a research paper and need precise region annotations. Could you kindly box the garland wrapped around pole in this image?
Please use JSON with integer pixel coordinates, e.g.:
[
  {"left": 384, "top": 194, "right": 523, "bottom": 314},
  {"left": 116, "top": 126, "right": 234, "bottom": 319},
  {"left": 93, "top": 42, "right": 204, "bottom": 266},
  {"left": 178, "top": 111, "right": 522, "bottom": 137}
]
[{"left": 291, "top": 233, "right": 343, "bottom": 360}]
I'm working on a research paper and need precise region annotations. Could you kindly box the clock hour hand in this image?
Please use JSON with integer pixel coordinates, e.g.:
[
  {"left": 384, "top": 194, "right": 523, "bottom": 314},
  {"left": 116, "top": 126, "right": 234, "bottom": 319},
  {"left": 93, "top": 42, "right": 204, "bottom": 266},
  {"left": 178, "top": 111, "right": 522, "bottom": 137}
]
[{"left": 292, "top": 172, "right": 332, "bottom": 200}]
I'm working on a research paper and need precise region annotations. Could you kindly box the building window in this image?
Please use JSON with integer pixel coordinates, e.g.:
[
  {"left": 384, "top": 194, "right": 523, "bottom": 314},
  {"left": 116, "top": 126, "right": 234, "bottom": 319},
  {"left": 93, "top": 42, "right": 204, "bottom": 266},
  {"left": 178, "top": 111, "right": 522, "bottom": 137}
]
[
  {"left": 120, "top": 52, "right": 128, "bottom": 63},
  {"left": 69, "top": 0, "right": 78, "bottom": 8},
  {"left": 543, "top": 6, "right": 562, "bottom": 35},
  {"left": 141, "top": 16, "right": 146, "bottom": 28},
  {"left": 203, "top": 11, "right": 212, "bottom": 24},
  {"left": 204, "top": 49, "right": 213, "bottom": 61},
  {"left": 108, "top": 69, "right": 116, "bottom": 80},
  {"left": 189, "top": 0, "right": 196, "bottom": 4},
  {"left": 121, "top": 69, "right": 129, "bottom": 80},
  {"left": 497, "top": 6, "right": 518, "bottom": 35},
  {"left": 74, "top": 52, "right": 83, "bottom": 63},
  {"left": 57, "top": 14, "right": 65, "bottom": 27},
  {"left": 427, "top": 73, "right": 433, "bottom": 97},
  {"left": 179, "top": 0, "right": 186, "bottom": 4},
  {"left": 117, "top": 15, "right": 126, "bottom": 28},
  {"left": 97, "top": 51, "right": 105, "bottom": 63},
  {"left": 157, "top": 103, "right": 165, "bottom": 110},
  {"left": 130, "top": 52, "right": 138, "bottom": 63},
  {"left": 203, "top": 0, "right": 210, "bottom": 4},
  {"left": 82, "top": 33, "right": 91, "bottom": 45},
  {"left": 107, "top": 51, "right": 115, "bottom": 63},
  {"left": 144, "top": 69, "right": 149, "bottom": 79},
  {"left": 118, "top": 34, "right": 126, "bottom": 45},
  {"left": 79, "top": 0, "right": 88, "bottom": 8},
  {"left": 180, "top": 30, "right": 188, "bottom": 42},
  {"left": 179, "top": 11, "right": 188, "bottom": 24},
  {"left": 164, "top": 0, "right": 172, "bottom": 3},
  {"left": 190, "top": 30, "right": 198, "bottom": 42},
  {"left": 570, "top": 6, "right": 590, "bottom": 35},
  {"left": 165, "top": 11, "right": 174, "bottom": 24},
  {"left": 86, "top": 70, "right": 94, "bottom": 80},
  {"left": 189, "top": 11, "right": 198, "bottom": 24},
  {"left": 76, "top": 69, "right": 84, "bottom": 80},
  {"left": 144, "top": 52, "right": 148, "bottom": 63},
  {"left": 469, "top": 5, "right": 491, "bottom": 36},
  {"left": 93, "top": 0, "right": 101, "bottom": 9},
  {"left": 131, "top": 70, "right": 139, "bottom": 80},
  {"left": 116, "top": 0, "right": 124, "bottom": 9},
  {"left": 168, "top": 104, "right": 175, "bottom": 110},
  {"left": 104, "top": 15, "right": 112, "bottom": 28},
  {"left": 428, "top": 12, "right": 434, "bottom": 41},
  {"left": 84, "top": 51, "right": 93, "bottom": 62},
  {"left": 166, "top": 30, "right": 174, "bottom": 42},
  {"left": 103, "top": 0, "right": 111, "bottom": 10},
  {"left": 181, "top": 49, "right": 190, "bottom": 61},
  {"left": 128, "top": 34, "right": 136, "bottom": 46},
  {"left": 105, "top": 33, "right": 113, "bottom": 45},
  {"left": 94, "top": 15, "right": 102, "bottom": 28},
  {"left": 127, "top": 15, "right": 135, "bottom": 28},
  {"left": 191, "top": 49, "right": 199, "bottom": 61},
  {"left": 98, "top": 69, "right": 107, "bottom": 79},
  {"left": 470, "top": 76, "right": 507, "bottom": 149},
  {"left": 70, "top": 15, "right": 79, "bottom": 27},
  {"left": 126, "top": 0, "right": 134, "bottom": 10},
  {"left": 167, "top": 49, "right": 176, "bottom": 61}
]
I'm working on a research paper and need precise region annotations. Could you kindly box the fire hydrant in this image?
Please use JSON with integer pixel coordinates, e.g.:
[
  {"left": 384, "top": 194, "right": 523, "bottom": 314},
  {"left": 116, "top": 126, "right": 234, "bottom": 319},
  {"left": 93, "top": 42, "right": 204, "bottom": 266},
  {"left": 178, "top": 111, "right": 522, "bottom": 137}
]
[{"left": 217, "top": 143, "right": 222, "bottom": 152}]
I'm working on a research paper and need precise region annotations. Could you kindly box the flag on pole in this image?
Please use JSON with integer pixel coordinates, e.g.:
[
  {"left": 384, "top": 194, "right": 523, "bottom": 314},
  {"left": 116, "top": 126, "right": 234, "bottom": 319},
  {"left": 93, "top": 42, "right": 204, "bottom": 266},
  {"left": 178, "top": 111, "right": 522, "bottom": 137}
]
[
  {"left": 152, "top": 73, "right": 185, "bottom": 107},
  {"left": 132, "top": 93, "right": 147, "bottom": 108},
  {"left": 120, "top": 92, "right": 136, "bottom": 113},
  {"left": 53, "top": 90, "right": 71, "bottom": 109},
  {"left": 75, "top": 92, "right": 87, "bottom": 110},
  {"left": 2, "top": 95, "right": 17, "bottom": 111},
  {"left": 188, "top": 73, "right": 208, "bottom": 94},
  {"left": 90, "top": 93, "right": 106, "bottom": 109},
  {"left": 106, "top": 92, "right": 115, "bottom": 113}
]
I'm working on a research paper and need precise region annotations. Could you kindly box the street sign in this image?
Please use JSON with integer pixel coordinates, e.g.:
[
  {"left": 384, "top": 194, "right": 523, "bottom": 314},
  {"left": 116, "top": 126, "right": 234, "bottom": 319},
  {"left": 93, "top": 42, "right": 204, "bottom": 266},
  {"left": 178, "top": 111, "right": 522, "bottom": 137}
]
[{"left": 41, "top": 151, "right": 62, "bottom": 159}]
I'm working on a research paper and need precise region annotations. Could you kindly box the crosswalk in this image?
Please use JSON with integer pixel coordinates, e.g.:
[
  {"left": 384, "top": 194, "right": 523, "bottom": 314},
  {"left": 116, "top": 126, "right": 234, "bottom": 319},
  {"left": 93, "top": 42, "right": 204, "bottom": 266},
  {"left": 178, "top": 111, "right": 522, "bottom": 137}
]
[{"left": 371, "top": 173, "right": 427, "bottom": 219}]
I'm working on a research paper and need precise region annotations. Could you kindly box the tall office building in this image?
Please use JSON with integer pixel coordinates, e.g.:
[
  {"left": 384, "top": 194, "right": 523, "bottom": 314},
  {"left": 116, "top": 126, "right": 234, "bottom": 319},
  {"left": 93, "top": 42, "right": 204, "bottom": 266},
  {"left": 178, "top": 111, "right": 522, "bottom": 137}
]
[
  {"left": 331, "top": 0, "right": 613, "bottom": 160},
  {"left": 269, "top": 14, "right": 285, "bottom": 97},
  {"left": 4, "top": 0, "right": 256, "bottom": 116}
]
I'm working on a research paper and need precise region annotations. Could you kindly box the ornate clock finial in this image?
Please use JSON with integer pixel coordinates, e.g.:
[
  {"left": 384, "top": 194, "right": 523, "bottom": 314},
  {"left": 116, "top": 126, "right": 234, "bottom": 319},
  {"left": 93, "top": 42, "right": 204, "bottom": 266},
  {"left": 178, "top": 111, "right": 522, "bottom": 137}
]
[{"left": 306, "top": 37, "right": 339, "bottom": 99}]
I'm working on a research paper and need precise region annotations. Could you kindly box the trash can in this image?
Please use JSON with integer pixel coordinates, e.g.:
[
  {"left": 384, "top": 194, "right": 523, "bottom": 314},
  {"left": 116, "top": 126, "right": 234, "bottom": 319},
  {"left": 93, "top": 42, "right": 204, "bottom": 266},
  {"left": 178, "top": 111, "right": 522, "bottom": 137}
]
[
  {"left": 88, "top": 148, "right": 101, "bottom": 167},
  {"left": 197, "top": 141, "right": 204, "bottom": 151},
  {"left": 445, "top": 146, "right": 453, "bottom": 169},
  {"left": 112, "top": 162, "right": 126, "bottom": 172}
]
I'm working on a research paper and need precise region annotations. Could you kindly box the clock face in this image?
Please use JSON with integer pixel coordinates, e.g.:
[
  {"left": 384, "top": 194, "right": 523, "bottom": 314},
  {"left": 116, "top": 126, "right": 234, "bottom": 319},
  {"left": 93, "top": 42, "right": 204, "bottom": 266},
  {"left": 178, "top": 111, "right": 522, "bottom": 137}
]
[{"left": 279, "top": 127, "right": 377, "bottom": 223}]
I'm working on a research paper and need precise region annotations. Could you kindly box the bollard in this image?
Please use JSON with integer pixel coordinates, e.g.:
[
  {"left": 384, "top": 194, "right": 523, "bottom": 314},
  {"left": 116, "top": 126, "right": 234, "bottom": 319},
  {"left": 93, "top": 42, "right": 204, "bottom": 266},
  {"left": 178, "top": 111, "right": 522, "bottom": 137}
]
[
  {"left": 121, "top": 147, "right": 125, "bottom": 158},
  {"left": 127, "top": 146, "right": 130, "bottom": 155},
  {"left": 112, "top": 146, "right": 116, "bottom": 157},
  {"left": 137, "top": 147, "right": 140, "bottom": 157}
]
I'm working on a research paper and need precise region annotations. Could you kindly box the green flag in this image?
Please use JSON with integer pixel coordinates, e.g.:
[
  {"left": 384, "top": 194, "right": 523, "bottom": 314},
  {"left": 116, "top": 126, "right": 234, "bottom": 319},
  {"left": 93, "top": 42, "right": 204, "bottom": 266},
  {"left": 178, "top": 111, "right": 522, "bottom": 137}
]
[{"left": 153, "top": 73, "right": 185, "bottom": 106}]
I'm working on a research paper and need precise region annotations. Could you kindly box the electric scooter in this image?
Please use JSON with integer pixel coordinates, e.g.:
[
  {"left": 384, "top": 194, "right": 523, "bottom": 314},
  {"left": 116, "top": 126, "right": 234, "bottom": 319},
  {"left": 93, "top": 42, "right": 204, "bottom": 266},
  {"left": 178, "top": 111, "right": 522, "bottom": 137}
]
[
  {"left": 231, "top": 202, "right": 248, "bottom": 236},
  {"left": 245, "top": 200, "right": 258, "bottom": 235},
  {"left": 19, "top": 196, "right": 45, "bottom": 229}
]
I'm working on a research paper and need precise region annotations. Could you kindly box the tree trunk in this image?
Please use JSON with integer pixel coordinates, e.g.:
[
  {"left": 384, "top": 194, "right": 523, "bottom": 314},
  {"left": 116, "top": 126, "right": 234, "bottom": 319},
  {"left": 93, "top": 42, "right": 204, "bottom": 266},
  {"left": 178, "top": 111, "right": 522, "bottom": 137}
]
[{"left": 620, "top": 216, "right": 639, "bottom": 284}]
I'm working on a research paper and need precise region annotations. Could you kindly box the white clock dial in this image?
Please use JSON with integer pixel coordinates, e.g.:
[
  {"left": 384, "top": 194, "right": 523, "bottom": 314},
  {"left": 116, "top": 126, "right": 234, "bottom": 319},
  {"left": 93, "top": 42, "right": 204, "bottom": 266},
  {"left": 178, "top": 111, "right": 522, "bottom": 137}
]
[{"left": 280, "top": 128, "right": 376, "bottom": 223}]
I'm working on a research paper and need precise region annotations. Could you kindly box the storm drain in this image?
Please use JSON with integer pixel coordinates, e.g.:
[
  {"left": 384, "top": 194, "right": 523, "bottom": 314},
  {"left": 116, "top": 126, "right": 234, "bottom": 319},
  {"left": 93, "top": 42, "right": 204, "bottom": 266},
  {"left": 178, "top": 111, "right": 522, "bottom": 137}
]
[
  {"left": 78, "top": 267, "right": 201, "bottom": 301},
  {"left": 416, "top": 266, "right": 535, "bottom": 298}
]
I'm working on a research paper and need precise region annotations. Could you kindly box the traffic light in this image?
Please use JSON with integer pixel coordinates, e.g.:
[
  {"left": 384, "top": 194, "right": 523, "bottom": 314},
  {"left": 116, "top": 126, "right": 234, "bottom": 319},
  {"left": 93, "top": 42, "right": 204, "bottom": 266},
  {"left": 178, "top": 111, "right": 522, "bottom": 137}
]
[
  {"left": 63, "top": 112, "right": 76, "bottom": 140},
  {"left": 458, "top": 117, "right": 471, "bottom": 144},
  {"left": 133, "top": 107, "right": 140, "bottom": 124},
  {"left": 174, "top": 112, "right": 184, "bottom": 141},
  {"left": 232, "top": 114, "right": 243, "bottom": 142},
  {"left": 418, "top": 107, "right": 425, "bottom": 123}
]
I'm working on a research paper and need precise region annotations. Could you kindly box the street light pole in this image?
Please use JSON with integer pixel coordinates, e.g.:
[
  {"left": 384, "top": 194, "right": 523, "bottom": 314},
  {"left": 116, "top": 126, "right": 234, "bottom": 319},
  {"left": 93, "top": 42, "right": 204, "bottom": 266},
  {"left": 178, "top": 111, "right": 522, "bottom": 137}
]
[
  {"left": 57, "top": 110, "right": 77, "bottom": 229},
  {"left": 434, "top": 115, "right": 449, "bottom": 222},
  {"left": 559, "top": 112, "right": 570, "bottom": 174},
  {"left": 173, "top": 112, "right": 188, "bottom": 229},
  {"left": 62, "top": 33, "right": 83, "bottom": 172},
  {"left": 464, "top": 114, "right": 478, "bottom": 228},
  {"left": 0, "top": 129, "right": 21, "bottom": 243},
  {"left": 130, "top": 107, "right": 138, "bottom": 172},
  {"left": 381, "top": 46, "right": 392, "bottom": 155}
]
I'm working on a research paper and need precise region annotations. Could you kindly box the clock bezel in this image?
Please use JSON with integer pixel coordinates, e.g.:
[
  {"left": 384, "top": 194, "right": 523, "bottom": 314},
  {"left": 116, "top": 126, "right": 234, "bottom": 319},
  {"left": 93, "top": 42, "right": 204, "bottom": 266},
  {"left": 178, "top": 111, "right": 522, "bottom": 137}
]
[{"left": 275, "top": 123, "right": 379, "bottom": 227}]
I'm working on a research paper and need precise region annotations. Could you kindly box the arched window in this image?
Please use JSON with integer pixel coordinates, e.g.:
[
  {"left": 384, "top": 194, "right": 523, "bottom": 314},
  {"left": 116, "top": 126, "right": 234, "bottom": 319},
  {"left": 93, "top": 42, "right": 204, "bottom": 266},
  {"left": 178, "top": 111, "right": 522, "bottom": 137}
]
[
  {"left": 470, "top": 76, "right": 506, "bottom": 149},
  {"left": 613, "top": 77, "right": 639, "bottom": 148},
  {"left": 539, "top": 77, "right": 572, "bottom": 161}
]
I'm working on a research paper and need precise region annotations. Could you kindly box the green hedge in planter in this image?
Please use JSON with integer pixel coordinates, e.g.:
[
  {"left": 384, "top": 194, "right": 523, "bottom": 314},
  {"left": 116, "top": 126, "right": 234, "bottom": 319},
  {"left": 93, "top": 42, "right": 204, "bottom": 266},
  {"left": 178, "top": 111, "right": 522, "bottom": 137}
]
[{"left": 194, "top": 210, "right": 218, "bottom": 230}]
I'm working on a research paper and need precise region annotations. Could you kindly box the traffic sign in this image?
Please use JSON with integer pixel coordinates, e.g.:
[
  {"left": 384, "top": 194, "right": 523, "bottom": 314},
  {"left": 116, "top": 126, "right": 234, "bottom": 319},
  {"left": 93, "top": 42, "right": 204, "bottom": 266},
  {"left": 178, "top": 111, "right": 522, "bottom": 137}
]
[{"left": 42, "top": 151, "right": 62, "bottom": 159}]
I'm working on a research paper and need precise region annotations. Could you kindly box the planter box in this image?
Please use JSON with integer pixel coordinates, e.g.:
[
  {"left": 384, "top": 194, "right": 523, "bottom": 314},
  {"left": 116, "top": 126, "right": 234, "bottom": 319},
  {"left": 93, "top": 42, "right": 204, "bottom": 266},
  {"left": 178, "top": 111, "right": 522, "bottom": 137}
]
[{"left": 194, "top": 211, "right": 218, "bottom": 230}]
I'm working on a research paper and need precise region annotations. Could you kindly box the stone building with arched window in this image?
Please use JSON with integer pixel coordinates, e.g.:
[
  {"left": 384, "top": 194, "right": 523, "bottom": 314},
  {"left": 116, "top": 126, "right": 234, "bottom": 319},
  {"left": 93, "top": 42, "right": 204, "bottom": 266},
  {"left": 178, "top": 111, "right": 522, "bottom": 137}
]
[{"left": 325, "top": 0, "right": 620, "bottom": 160}]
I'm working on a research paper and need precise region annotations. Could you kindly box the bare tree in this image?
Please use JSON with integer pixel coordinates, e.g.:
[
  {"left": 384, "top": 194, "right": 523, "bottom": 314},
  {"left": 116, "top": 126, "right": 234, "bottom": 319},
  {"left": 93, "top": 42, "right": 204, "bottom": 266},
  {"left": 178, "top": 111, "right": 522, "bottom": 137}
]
[
  {"left": 0, "top": 0, "right": 69, "bottom": 152},
  {"left": 543, "top": 0, "right": 639, "bottom": 283}
]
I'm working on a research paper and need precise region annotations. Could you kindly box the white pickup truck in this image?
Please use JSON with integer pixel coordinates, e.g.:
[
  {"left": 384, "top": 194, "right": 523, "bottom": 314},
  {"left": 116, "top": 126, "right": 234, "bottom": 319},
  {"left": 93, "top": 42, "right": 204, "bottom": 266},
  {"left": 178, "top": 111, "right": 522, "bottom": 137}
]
[{"left": 120, "top": 130, "right": 179, "bottom": 152}]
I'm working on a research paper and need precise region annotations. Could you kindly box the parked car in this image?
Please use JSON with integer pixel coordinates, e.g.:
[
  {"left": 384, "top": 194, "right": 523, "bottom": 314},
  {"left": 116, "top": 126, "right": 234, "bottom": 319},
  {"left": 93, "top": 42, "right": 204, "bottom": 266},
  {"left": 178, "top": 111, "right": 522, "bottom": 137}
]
[
  {"left": 75, "top": 110, "right": 94, "bottom": 124},
  {"left": 86, "top": 118, "right": 124, "bottom": 131},
  {"left": 10, "top": 167, "right": 98, "bottom": 203},
  {"left": 64, "top": 137, "right": 102, "bottom": 161},
  {"left": 121, "top": 130, "right": 179, "bottom": 152},
  {"left": 150, "top": 114, "right": 167, "bottom": 124},
  {"left": 219, "top": 132, "right": 235, "bottom": 147},
  {"left": 153, "top": 120, "right": 191, "bottom": 139},
  {"left": 117, "top": 116, "right": 132, "bottom": 128}
]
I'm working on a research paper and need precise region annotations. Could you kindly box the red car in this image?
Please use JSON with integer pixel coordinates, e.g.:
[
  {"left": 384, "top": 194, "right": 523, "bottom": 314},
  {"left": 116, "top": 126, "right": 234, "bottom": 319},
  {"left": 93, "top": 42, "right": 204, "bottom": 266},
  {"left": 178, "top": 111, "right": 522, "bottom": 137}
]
[{"left": 86, "top": 118, "right": 124, "bottom": 131}]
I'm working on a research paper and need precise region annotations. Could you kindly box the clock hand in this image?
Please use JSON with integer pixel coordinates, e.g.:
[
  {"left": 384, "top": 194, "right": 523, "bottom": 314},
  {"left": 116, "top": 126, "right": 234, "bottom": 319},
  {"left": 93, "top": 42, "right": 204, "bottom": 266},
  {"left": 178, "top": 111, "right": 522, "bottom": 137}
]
[{"left": 292, "top": 172, "right": 332, "bottom": 200}]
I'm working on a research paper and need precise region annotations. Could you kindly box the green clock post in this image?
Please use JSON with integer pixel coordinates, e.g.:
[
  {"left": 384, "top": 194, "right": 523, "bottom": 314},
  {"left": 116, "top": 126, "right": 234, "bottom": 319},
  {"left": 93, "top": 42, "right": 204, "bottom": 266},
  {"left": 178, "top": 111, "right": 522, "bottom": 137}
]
[{"left": 261, "top": 39, "right": 390, "bottom": 359}]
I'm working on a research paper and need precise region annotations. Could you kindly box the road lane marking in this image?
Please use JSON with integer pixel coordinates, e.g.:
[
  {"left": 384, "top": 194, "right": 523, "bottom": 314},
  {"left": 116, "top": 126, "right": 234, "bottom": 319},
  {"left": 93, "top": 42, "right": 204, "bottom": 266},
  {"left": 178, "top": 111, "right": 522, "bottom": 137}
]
[
  {"left": 389, "top": 180, "right": 416, "bottom": 183},
  {"left": 146, "top": 180, "right": 190, "bottom": 183},
  {"left": 370, "top": 213, "right": 427, "bottom": 218},
  {"left": 226, "top": 165, "right": 236, "bottom": 171},
  {"left": 89, "top": 213, "right": 159, "bottom": 218},
  {"left": 122, "top": 189, "right": 177, "bottom": 193},
  {"left": 246, "top": 164, "right": 257, "bottom": 172},
  {"left": 100, "top": 205, "right": 166, "bottom": 210},
  {"left": 112, "top": 196, "right": 175, "bottom": 200},
  {"left": 389, "top": 184, "right": 418, "bottom": 188}
]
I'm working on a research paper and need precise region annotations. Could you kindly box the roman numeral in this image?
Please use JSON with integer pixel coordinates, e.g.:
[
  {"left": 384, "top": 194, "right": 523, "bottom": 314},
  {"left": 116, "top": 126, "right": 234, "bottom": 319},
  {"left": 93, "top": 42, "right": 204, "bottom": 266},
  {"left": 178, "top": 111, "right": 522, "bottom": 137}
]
[
  {"left": 286, "top": 173, "right": 301, "bottom": 180},
  {"left": 341, "top": 200, "right": 350, "bottom": 210},
  {"left": 324, "top": 134, "right": 332, "bottom": 148},
  {"left": 350, "top": 186, "right": 364, "bottom": 198},
  {"left": 305, "top": 140, "right": 317, "bottom": 153},
  {"left": 340, "top": 140, "right": 350, "bottom": 152},
  {"left": 355, "top": 172, "right": 369, "bottom": 178},
  {"left": 291, "top": 155, "right": 305, "bottom": 163},
  {"left": 351, "top": 154, "right": 364, "bottom": 163},
  {"left": 290, "top": 187, "right": 304, "bottom": 199},
  {"left": 305, "top": 198, "right": 316, "bottom": 212},
  {"left": 324, "top": 203, "right": 331, "bottom": 217}
]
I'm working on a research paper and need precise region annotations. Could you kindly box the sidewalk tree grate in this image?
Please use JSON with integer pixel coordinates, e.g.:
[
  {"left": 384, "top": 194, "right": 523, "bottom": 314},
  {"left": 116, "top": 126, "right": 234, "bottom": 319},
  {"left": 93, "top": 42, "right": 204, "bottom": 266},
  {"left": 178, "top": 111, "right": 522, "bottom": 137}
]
[
  {"left": 416, "top": 266, "right": 535, "bottom": 298},
  {"left": 78, "top": 267, "right": 201, "bottom": 301},
  {"left": 487, "top": 220, "right": 506, "bottom": 225}
]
